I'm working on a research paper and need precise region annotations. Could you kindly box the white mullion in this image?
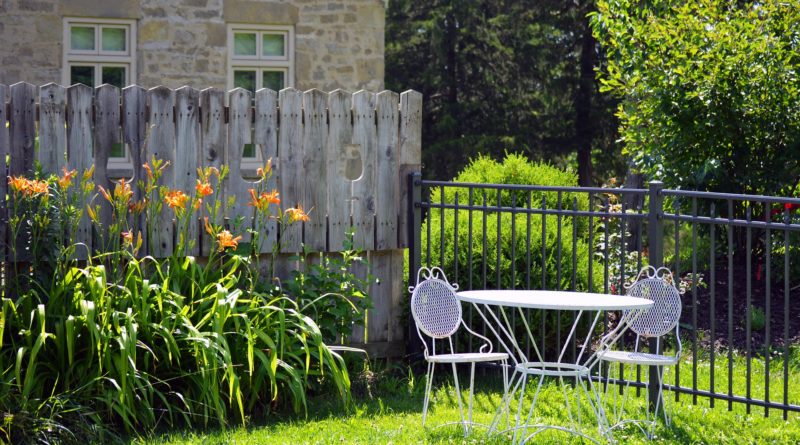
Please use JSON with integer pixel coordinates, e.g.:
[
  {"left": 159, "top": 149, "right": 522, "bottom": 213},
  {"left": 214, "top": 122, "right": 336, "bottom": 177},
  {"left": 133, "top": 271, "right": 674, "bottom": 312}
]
[{"left": 94, "top": 24, "right": 101, "bottom": 56}]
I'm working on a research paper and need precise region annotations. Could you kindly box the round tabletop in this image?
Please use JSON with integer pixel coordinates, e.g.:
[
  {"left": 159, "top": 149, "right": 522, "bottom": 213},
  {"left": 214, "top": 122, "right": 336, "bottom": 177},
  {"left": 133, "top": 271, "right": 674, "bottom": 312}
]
[{"left": 457, "top": 290, "right": 652, "bottom": 311}]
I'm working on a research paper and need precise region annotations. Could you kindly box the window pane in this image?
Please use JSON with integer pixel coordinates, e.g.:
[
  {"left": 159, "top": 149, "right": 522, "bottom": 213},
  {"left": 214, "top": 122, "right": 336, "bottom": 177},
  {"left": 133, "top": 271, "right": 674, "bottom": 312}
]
[
  {"left": 102, "top": 27, "right": 126, "bottom": 52},
  {"left": 71, "top": 26, "right": 95, "bottom": 51},
  {"left": 111, "top": 142, "right": 126, "bottom": 157},
  {"left": 70, "top": 65, "right": 95, "bottom": 86},
  {"left": 262, "top": 33, "right": 285, "bottom": 57},
  {"left": 234, "top": 33, "right": 257, "bottom": 56},
  {"left": 262, "top": 71, "right": 284, "bottom": 92},
  {"left": 243, "top": 143, "right": 256, "bottom": 158},
  {"left": 233, "top": 70, "right": 256, "bottom": 93},
  {"left": 102, "top": 66, "right": 126, "bottom": 88}
]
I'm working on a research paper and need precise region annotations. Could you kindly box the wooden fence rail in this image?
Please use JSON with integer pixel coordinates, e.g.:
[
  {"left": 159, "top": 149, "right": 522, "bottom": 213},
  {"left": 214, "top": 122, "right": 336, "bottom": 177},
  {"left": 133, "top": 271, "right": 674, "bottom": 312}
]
[{"left": 0, "top": 82, "right": 422, "bottom": 357}]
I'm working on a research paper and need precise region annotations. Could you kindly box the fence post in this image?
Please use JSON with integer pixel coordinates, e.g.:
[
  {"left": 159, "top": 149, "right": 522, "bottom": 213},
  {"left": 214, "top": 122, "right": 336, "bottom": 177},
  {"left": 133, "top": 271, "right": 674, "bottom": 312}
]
[
  {"left": 647, "top": 180, "right": 664, "bottom": 414},
  {"left": 407, "top": 171, "right": 424, "bottom": 360}
]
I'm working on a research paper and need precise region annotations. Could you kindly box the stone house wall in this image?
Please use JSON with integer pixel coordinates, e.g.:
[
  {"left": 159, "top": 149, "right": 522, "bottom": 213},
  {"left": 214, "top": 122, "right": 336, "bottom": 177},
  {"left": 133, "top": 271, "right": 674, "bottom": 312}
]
[{"left": 0, "top": 0, "right": 385, "bottom": 91}]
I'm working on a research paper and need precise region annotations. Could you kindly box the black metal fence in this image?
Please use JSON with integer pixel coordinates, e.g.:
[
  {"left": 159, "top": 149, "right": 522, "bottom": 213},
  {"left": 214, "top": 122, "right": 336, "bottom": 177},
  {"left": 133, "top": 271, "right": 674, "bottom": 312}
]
[{"left": 408, "top": 173, "right": 800, "bottom": 418}]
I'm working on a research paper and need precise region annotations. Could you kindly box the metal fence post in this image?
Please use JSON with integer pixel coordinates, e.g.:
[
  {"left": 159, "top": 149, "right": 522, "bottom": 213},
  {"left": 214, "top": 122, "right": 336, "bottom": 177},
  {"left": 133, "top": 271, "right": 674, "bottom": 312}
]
[
  {"left": 407, "top": 171, "right": 424, "bottom": 360},
  {"left": 647, "top": 181, "right": 664, "bottom": 414}
]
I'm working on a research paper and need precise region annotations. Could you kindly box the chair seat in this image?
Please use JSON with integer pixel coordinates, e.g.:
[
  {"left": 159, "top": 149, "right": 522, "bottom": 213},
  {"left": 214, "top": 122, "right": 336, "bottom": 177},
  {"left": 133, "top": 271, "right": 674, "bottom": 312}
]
[
  {"left": 598, "top": 350, "right": 678, "bottom": 366},
  {"left": 427, "top": 352, "right": 508, "bottom": 364}
]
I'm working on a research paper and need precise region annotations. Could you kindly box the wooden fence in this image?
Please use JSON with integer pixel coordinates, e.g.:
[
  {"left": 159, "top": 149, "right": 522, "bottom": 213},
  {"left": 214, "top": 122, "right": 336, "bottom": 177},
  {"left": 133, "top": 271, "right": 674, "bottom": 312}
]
[{"left": 0, "top": 82, "right": 422, "bottom": 357}]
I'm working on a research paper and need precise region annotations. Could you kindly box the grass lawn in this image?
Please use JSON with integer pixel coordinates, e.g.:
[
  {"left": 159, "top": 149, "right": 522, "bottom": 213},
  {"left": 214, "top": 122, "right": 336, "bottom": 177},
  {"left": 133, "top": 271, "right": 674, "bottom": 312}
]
[{"left": 134, "top": 354, "right": 800, "bottom": 445}]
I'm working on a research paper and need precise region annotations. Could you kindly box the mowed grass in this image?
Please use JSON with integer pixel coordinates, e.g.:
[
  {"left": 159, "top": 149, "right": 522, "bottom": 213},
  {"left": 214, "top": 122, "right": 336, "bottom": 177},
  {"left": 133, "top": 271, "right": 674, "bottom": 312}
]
[{"left": 134, "top": 353, "right": 800, "bottom": 445}]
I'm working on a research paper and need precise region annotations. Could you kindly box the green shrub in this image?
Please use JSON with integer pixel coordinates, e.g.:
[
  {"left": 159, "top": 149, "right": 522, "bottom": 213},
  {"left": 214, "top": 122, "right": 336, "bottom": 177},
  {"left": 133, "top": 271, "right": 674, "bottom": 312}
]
[{"left": 423, "top": 153, "right": 600, "bottom": 291}]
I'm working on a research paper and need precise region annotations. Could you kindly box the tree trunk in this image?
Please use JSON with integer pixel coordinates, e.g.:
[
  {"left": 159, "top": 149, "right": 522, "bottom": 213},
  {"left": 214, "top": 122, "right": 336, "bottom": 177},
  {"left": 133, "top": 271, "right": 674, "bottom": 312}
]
[{"left": 575, "top": 14, "right": 596, "bottom": 186}]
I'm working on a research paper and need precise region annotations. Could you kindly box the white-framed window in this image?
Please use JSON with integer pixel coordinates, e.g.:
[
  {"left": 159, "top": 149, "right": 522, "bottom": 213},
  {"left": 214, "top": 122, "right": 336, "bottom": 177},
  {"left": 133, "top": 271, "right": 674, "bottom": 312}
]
[
  {"left": 227, "top": 24, "right": 294, "bottom": 93},
  {"left": 227, "top": 24, "right": 294, "bottom": 164},
  {"left": 63, "top": 18, "right": 137, "bottom": 173},
  {"left": 63, "top": 18, "right": 136, "bottom": 90}
]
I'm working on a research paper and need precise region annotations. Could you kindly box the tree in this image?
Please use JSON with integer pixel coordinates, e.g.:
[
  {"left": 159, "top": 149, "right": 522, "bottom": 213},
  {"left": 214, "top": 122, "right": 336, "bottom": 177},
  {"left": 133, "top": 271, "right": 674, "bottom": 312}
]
[
  {"left": 592, "top": 0, "right": 800, "bottom": 196},
  {"left": 386, "top": 0, "right": 622, "bottom": 183}
]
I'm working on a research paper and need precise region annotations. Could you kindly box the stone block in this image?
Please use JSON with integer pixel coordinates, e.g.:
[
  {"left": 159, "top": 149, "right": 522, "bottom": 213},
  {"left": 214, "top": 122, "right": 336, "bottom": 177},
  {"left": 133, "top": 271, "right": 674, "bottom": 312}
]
[
  {"left": 60, "top": 0, "right": 140, "bottom": 18},
  {"left": 223, "top": 1, "right": 298, "bottom": 24},
  {"left": 139, "top": 21, "right": 168, "bottom": 42}
]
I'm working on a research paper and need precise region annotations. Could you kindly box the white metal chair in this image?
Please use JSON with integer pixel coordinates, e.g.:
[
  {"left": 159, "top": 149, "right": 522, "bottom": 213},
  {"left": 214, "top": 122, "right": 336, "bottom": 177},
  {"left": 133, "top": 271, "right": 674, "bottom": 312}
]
[
  {"left": 598, "top": 266, "right": 682, "bottom": 438},
  {"left": 409, "top": 267, "right": 509, "bottom": 436}
]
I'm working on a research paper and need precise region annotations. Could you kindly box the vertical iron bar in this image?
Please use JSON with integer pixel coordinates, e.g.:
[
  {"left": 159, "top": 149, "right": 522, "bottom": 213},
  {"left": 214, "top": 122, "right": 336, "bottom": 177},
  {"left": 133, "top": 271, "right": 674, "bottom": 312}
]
[
  {"left": 510, "top": 193, "right": 517, "bottom": 340},
  {"left": 746, "top": 204, "right": 752, "bottom": 414},
  {"left": 467, "top": 188, "right": 474, "bottom": 352},
  {"left": 588, "top": 192, "right": 594, "bottom": 293},
  {"left": 496, "top": 188, "right": 502, "bottom": 289},
  {"left": 764, "top": 200, "right": 771, "bottom": 417},
  {"left": 571, "top": 197, "right": 578, "bottom": 363},
  {"left": 482, "top": 192, "right": 488, "bottom": 290},
  {"left": 572, "top": 197, "right": 578, "bottom": 291},
  {"left": 692, "top": 197, "right": 698, "bottom": 404},
  {"left": 511, "top": 193, "right": 517, "bottom": 290},
  {"left": 783, "top": 207, "right": 790, "bottom": 420},
  {"left": 426, "top": 186, "right": 432, "bottom": 268},
  {"left": 526, "top": 192, "right": 532, "bottom": 289},
  {"left": 468, "top": 188, "right": 474, "bottom": 290},
  {"left": 621, "top": 199, "right": 629, "bottom": 393},
  {"left": 557, "top": 192, "right": 563, "bottom": 288},
  {"left": 454, "top": 191, "right": 460, "bottom": 284},
  {"left": 647, "top": 181, "right": 664, "bottom": 414},
  {"left": 727, "top": 199, "right": 734, "bottom": 412},
  {"left": 526, "top": 192, "right": 531, "bottom": 358},
  {"left": 710, "top": 203, "right": 716, "bottom": 408},
  {"left": 636, "top": 197, "right": 645, "bottom": 393},
  {"left": 556, "top": 192, "right": 563, "bottom": 356},
  {"left": 604, "top": 196, "right": 610, "bottom": 295},
  {"left": 453, "top": 191, "right": 460, "bottom": 348},
  {"left": 674, "top": 198, "right": 681, "bottom": 402},
  {"left": 541, "top": 195, "right": 547, "bottom": 358},
  {"left": 439, "top": 187, "right": 445, "bottom": 268}
]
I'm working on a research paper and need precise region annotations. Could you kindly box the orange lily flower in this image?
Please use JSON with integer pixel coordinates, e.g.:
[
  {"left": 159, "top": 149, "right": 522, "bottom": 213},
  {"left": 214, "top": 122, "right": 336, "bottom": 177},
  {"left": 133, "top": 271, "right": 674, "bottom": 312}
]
[
  {"left": 58, "top": 167, "right": 77, "bottom": 190},
  {"left": 217, "top": 230, "right": 242, "bottom": 252},
  {"left": 264, "top": 190, "right": 280, "bottom": 206},
  {"left": 8, "top": 176, "right": 29, "bottom": 195},
  {"left": 285, "top": 204, "right": 310, "bottom": 223},
  {"left": 196, "top": 180, "right": 213, "bottom": 198},
  {"left": 165, "top": 190, "right": 189, "bottom": 210}
]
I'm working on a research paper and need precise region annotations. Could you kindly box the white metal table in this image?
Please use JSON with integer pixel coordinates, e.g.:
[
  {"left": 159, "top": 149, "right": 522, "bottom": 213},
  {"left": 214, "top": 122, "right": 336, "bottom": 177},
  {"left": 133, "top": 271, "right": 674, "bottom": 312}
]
[{"left": 456, "top": 290, "right": 653, "bottom": 444}]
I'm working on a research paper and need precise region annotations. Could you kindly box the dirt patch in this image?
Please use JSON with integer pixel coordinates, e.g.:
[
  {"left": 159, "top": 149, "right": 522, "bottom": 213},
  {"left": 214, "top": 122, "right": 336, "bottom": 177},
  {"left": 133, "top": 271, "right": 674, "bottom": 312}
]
[{"left": 681, "top": 263, "right": 800, "bottom": 353}]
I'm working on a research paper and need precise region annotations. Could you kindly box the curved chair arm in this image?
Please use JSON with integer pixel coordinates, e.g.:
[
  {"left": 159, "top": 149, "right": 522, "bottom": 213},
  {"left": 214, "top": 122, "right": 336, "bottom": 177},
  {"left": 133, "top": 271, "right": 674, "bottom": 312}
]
[{"left": 461, "top": 322, "right": 494, "bottom": 354}]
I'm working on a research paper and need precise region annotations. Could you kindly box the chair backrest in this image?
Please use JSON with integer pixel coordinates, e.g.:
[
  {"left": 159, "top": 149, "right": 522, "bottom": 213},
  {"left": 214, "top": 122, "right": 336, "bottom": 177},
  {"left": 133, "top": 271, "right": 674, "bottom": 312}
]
[
  {"left": 625, "top": 266, "right": 682, "bottom": 338},
  {"left": 409, "top": 267, "right": 462, "bottom": 339}
]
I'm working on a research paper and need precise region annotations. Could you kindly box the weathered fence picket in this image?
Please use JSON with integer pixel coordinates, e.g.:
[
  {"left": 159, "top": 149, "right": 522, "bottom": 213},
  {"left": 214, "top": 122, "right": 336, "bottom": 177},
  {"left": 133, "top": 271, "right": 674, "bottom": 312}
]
[
  {"left": 0, "top": 84, "right": 7, "bottom": 263},
  {"left": 38, "top": 83, "right": 67, "bottom": 175},
  {"left": 66, "top": 84, "right": 93, "bottom": 259},
  {"left": 302, "top": 89, "right": 328, "bottom": 252},
  {"left": 254, "top": 88, "right": 278, "bottom": 253},
  {"left": 279, "top": 88, "right": 303, "bottom": 253},
  {"left": 0, "top": 82, "right": 422, "bottom": 357},
  {"left": 227, "top": 88, "right": 254, "bottom": 243},
  {"left": 175, "top": 86, "right": 200, "bottom": 256},
  {"left": 327, "top": 90, "right": 354, "bottom": 251}
]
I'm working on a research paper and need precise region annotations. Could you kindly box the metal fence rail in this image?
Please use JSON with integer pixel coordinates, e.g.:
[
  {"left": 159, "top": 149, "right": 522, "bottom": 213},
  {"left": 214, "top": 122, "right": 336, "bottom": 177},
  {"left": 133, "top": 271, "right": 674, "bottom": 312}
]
[{"left": 408, "top": 173, "right": 800, "bottom": 418}]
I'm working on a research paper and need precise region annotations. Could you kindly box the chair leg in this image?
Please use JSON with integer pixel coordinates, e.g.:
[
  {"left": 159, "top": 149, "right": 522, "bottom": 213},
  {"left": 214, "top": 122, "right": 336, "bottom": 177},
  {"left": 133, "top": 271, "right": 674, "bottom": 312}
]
[
  {"left": 451, "top": 362, "right": 468, "bottom": 437},
  {"left": 467, "top": 363, "right": 476, "bottom": 433},
  {"left": 422, "top": 362, "right": 435, "bottom": 427}
]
